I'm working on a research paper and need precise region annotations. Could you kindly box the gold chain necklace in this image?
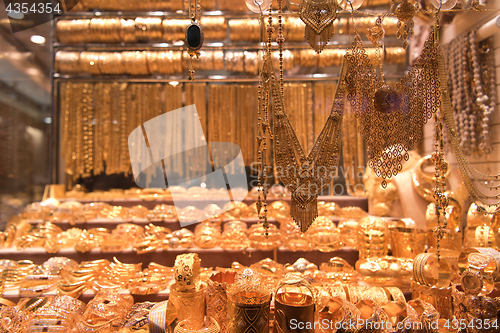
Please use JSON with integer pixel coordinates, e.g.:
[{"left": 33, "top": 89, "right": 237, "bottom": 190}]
[
  {"left": 437, "top": 37, "right": 500, "bottom": 215},
  {"left": 346, "top": 23, "right": 441, "bottom": 189},
  {"left": 256, "top": 1, "right": 275, "bottom": 234},
  {"left": 260, "top": 0, "right": 343, "bottom": 232}
]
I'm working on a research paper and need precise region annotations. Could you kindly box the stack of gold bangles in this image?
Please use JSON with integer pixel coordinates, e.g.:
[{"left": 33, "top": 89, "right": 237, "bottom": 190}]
[
  {"left": 55, "top": 46, "right": 407, "bottom": 75},
  {"left": 2, "top": 250, "right": 500, "bottom": 332}
]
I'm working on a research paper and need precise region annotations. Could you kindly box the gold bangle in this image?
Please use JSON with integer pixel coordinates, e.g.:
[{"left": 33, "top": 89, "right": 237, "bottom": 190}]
[
  {"left": 51, "top": 295, "right": 86, "bottom": 315},
  {"left": 120, "top": 18, "right": 137, "bottom": 42},
  {"left": 413, "top": 253, "right": 452, "bottom": 288},
  {"left": 56, "top": 19, "right": 91, "bottom": 44},
  {"left": 174, "top": 317, "right": 220, "bottom": 333},
  {"left": 57, "top": 285, "right": 88, "bottom": 298},
  {"left": 0, "top": 298, "right": 15, "bottom": 308},
  {"left": 384, "top": 287, "right": 405, "bottom": 304},
  {"left": 467, "top": 202, "right": 497, "bottom": 228},
  {"left": 458, "top": 247, "right": 500, "bottom": 282},
  {"left": 173, "top": 253, "right": 201, "bottom": 292},
  {"left": 55, "top": 51, "right": 80, "bottom": 73},
  {"left": 79, "top": 51, "right": 101, "bottom": 75},
  {"left": 18, "top": 297, "right": 50, "bottom": 312}
]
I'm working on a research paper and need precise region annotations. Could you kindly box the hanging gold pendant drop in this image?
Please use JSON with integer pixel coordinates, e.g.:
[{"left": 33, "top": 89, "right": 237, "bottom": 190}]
[
  {"left": 366, "top": 17, "right": 385, "bottom": 48},
  {"left": 186, "top": 0, "right": 203, "bottom": 80},
  {"left": 391, "top": 0, "right": 418, "bottom": 49},
  {"left": 299, "top": 0, "right": 338, "bottom": 53}
]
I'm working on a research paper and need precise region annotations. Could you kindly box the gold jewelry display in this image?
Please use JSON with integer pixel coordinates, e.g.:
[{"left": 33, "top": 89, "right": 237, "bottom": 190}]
[
  {"left": 122, "top": 301, "right": 156, "bottom": 330},
  {"left": 357, "top": 216, "right": 389, "bottom": 259},
  {"left": 389, "top": 227, "right": 427, "bottom": 259},
  {"left": 248, "top": 223, "right": 281, "bottom": 250},
  {"left": 356, "top": 257, "right": 413, "bottom": 290},
  {"left": 305, "top": 216, "right": 342, "bottom": 252},
  {"left": 467, "top": 203, "right": 498, "bottom": 228},
  {"left": 77, "top": 289, "right": 134, "bottom": 332},
  {"left": 411, "top": 155, "right": 452, "bottom": 204},
  {"left": 431, "top": 17, "right": 500, "bottom": 215},
  {"left": 255, "top": 1, "right": 274, "bottom": 234},
  {"left": 175, "top": 318, "right": 220, "bottom": 333},
  {"left": 406, "top": 299, "right": 440, "bottom": 332},
  {"left": 464, "top": 225, "right": 496, "bottom": 248},
  {"left": 413, "top": 252, "right": 451, "bottom": 288},
  {"left": 317, "top": 295, "right": 360, "bottom": 333},
  {"left": 355, "top": 298, "right": 389, "bottom": 333},
  {"left": 299, "top": 0, "right": 338, "bottom": 53},
  {"left": 170, "top": 283, "right": 207, "bottom": 330},
  {"left": 452, "top": 284, "right": 500, "bottom": 333}
]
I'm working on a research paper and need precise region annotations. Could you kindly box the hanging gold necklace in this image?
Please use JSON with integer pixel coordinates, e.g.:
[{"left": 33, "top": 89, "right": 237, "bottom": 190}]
[
  {"left": 345, "top": 21, "right": 442, "bottom": 189},
  {"left": 256, "top": 0, "right": 275, "bottom": 234},
  {"left": 436, "top": 32, "right": 500, "bottom": 215},
  {"left": 260, "top": 0, "right": 343, "bottom": 232}
]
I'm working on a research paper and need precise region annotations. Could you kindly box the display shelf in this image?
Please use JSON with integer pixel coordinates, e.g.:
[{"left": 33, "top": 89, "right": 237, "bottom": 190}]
[
  {"left": 56, "top": 195, "right": 369, "bottom": 210},
  {"left": 52, "top": 40, "right": 406, "bottom": 50},
  {"left": 1, "top": 286, "right": 171, "bottom": 304},
  {"left": 0, "top": 246, "right": 359, "bottom": 267},
  {"left": 56, "top": 10, "right": 391, "bottom": 19},
  {"left": 24, "top": 217, "right": 282, "bottom": 231}
]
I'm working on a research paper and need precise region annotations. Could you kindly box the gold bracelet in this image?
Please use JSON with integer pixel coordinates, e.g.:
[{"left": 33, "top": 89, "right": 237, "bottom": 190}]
[
  {"left": 458, "top": 247, "right": 500, "bottom": 282},
  {"left": 173, "top": 253, "right": 201, "bottom": 292},
  {"left": 0, "top": 298, "right": 15, "bottom": 308},
  {"left": 413, "top": 253, "right": 452, "bottom": 288}
]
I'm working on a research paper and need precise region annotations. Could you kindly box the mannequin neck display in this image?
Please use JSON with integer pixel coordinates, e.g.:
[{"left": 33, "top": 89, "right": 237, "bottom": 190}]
[{"left": 363, "top": 150, "right": 421, "bottom": 222}]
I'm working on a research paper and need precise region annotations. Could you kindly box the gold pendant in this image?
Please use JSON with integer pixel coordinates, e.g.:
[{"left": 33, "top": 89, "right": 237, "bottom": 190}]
[
  {"left": 299, "top": 0, "right": 338, "bottom": 53},
  {"left": 391, "top": 0, "right": 417, "bottom": 49},
  {"left": 366, "top": 17, "right": 385, "bottom": 47}
]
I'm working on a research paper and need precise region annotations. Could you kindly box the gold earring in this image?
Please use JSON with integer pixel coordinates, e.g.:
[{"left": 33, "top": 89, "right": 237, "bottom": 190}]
[{"left": 391, "top": 0, "right": 418, "bottom": 49}]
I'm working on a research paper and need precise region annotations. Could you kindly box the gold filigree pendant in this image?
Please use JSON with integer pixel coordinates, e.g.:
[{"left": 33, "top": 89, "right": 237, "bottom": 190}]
[
  {"left": 299, "top": 0, "right": 338, "bottom": 53},
  {"left": 391, "top": 0, "right": 418, "bottom": 49}
]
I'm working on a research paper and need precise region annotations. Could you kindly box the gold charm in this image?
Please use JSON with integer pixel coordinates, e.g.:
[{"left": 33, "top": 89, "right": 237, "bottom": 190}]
[
  {"left": 366, "top": 17, "right": 385, "bottom": 47},
  {"left": 299, "top": 0, "right": 338, "bottom": 53},
  {"left": 391, "top": 0, "right": 418, "bottom": 49}
]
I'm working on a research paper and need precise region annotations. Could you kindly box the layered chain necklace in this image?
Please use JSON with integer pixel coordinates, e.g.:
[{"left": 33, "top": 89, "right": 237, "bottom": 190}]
[
  {"left": 437, "top": 38, "right": 500, "bottom": 216},
  {"left": 444, "top": 30, "right": 496, "bottom": 156},
  {"left": 258, "top": 0, "right": 343, "bottom": 232}
]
